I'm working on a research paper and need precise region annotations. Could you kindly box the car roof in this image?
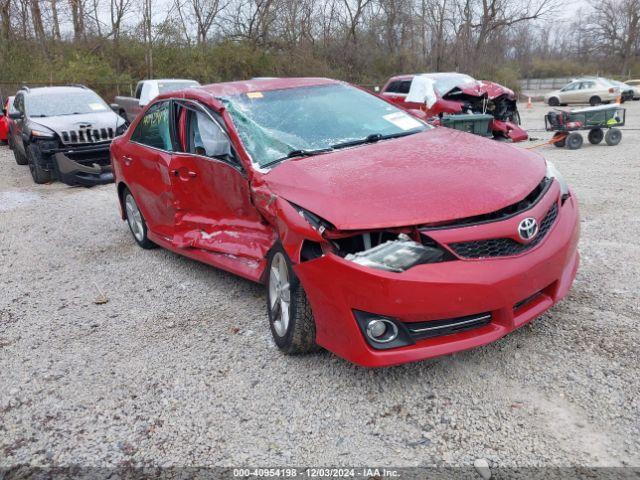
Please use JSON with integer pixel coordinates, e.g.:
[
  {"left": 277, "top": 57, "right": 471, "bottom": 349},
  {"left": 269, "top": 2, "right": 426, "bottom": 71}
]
[
  {"left": 146, "top": 79, "right": 199, "bottom": 83},
  {"left": 197, "top": 77, "right": 340, "bottom": 97},
  {"left": 386, "top": 72, "right": 474, "bottom": 83},
  {"left": 21, "top": 86, "right": 95, "bottom": 96}
]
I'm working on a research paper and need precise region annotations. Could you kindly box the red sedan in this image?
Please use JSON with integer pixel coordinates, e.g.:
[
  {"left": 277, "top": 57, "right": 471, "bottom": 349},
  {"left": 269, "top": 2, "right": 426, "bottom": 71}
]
[
  {"left": 110, "top": 78, "right": 579, "bottom": 367},
  {"left": 381, "top": 73, "right": 528, "bottom": 142},
  {"left": 0, "top": 96, "right": 14, "bottom": 143}
]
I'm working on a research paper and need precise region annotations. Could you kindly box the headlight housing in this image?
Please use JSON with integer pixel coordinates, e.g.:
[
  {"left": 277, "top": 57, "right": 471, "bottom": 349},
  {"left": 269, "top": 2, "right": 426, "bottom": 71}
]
[
  {"left": 337, "top": 232, "right": 453, "bottom": 272},
  {"left": 546, "top": 161, "right": 569, "bottom": 199},
  {"left": 31, "top": 128, "right": 56, "bottom": 139}
]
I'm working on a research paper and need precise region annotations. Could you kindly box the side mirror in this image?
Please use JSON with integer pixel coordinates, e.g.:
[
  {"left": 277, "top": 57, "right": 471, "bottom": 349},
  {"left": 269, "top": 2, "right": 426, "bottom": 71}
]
[
  {"left": 9, "top": 112, "right": 22, "bottom": 120},
  {"left": 110, "top": 103, "right": 119, "bottom": 113}
]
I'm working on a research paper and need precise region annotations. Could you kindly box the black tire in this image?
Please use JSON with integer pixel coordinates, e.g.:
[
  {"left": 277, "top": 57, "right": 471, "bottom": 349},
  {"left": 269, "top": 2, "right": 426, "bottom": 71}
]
[
  {"left": 26, "top": 143, "right": 52, "bottom": 183},
  {"left": 589, "top": 96, "right": 602, "bottom": 106},
  {"left": 588, "top": 128, "right": 604, "bottom": 145},
  {"left": 548, "top": 97, "right": 560, "bottom": 107},
  {"left": 553, "top": 132, "right": 566, "bottom": 148},
  {"left": 122, "top": 188, "right": 155, "bottom": 249},
  {"left": 266, "top": 245, "right": 319, "bottom": 354},
  {"left": 604, "top": 128, "right": 622, "bottom": 146},
  {"left": 566, "top": 132, "right": 583, "bottom": 150},
  {"left": 12, "top": 138, "right": 28, "bottom": 165}
]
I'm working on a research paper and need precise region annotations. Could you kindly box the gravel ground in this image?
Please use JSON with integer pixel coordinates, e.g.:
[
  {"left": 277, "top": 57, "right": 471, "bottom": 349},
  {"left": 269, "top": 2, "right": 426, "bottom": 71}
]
[{"left": 1, "top": 101, "right": 639, "bottom": 472}]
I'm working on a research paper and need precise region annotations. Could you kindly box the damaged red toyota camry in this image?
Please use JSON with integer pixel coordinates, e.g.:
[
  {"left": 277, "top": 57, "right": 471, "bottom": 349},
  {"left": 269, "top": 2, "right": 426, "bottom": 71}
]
[{"left": 110, "top": 78, "right": 580, "bottom": 367}]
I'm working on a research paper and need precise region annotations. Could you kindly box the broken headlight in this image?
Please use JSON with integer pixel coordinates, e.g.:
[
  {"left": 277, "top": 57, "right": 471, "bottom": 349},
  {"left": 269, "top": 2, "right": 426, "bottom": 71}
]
[
  {"left": 343, "top": 233, "right": 448, "bottom": 272},
  {"left": 546, "top": 161, "right": 569, "bottom": 199}
]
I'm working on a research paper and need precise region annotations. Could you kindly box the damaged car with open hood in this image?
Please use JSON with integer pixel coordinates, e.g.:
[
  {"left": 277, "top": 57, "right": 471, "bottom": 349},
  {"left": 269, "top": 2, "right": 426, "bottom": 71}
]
[
  {"left": 111, "top": 77, "right": 579, "bottom": 367},
  {"left": 8, "top": 85, "right": 126, "bottom": 186},
  {"left": 381, "top": 72, "right": 528, "bottom": 142}
]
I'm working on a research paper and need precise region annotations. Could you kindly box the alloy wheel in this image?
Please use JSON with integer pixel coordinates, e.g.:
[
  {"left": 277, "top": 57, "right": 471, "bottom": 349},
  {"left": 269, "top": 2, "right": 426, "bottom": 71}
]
[
  {"left": 125, "top": 194, "right": 145, "bottom": 242},
  {"left": 268, "top": 252, "right": 291, "bottom": 337}
]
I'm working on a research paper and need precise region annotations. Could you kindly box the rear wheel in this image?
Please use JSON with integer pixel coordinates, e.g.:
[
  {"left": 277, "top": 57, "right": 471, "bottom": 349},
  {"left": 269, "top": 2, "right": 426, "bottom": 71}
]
[
  {"left": 566, "top": 132, "right": 583, "bottom": 150},
  {"left": 589, "top": 96, "right": 602, "bottom": 106},
  {"left": 123, "top": 188, "right": 155, "bottom": 249},
  {"left": 604, "top": 128, "right": 622, "bottom": 146},
  {"left": 26, "top": 143, "right": 52, "bottom": 183},
  {"left": 267, "top": 246, "right": 319, "bottom": 354},
  {"left": 553, "top": 132, "right": 566, "bottom": 147},
  {"left": 588, "top": 128, "right": 604, "bottom": 144},
  {"left": 548, "top": 97, "right": 560, "bottom": 107}
]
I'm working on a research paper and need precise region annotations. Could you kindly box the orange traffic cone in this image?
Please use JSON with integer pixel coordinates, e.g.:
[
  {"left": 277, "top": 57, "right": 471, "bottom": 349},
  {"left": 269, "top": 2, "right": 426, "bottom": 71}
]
[{"left": 527, "top": 97, "right": 533, "bottom": 109}]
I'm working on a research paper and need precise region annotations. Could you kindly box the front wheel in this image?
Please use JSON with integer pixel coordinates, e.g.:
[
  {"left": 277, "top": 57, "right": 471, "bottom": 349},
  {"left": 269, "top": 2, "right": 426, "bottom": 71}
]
[
  {"left": 12, "top": 137, "right": 28, "bottom": 165},
  {"left": 123, "top": 188, "right": 155, "bottom": 249},
  {"left": 267, "top": 246, "right": 319, "bottom": 354},
  {"left": 27, "top": 143, "right": 52, "bottom": 183},
  {"left": 548, "top": 97, "right": 560, "bottom": 107}
]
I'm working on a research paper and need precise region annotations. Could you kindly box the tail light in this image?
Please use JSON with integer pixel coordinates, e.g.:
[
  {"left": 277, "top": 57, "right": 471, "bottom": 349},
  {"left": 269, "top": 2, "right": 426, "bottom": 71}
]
[{"left": 609, "top": 87, "right": 615, "bottom": 93}]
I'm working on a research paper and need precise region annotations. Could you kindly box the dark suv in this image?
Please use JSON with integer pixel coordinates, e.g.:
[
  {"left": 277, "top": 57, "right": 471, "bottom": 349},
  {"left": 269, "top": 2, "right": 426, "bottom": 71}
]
[{"left": 8, "top": 85, "right": 127, "bottom": 186}]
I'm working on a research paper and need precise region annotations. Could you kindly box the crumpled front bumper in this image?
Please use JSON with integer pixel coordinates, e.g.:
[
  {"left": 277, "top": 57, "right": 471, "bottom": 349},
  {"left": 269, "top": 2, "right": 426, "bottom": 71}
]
[
  {"left": 293, "top": 194, "right": 580, "bottom": 367},
  {"left": 54, "top": 152, "right": 113, "bottom": 187}
]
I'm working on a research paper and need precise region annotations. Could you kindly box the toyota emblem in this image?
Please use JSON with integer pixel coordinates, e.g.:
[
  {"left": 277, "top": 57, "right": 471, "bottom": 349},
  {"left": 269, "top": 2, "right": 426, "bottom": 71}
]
[{"left": 518, "top": 217, "right": 539, "bottom": 241}]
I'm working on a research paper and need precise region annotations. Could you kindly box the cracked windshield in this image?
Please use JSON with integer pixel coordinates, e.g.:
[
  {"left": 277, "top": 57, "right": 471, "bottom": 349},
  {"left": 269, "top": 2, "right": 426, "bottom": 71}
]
[{"left": 223, "top": 83, "right": 428, "bottom": 167}]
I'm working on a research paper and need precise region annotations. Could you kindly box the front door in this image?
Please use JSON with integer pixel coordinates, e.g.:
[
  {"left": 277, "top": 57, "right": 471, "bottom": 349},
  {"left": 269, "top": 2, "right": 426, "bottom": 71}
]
[
  {"left": 168, "top": 101, "right": 273, "bottom": 262},
  {"left": 11, "top": 93, "right": 26, "bottom": 157},
  {"left": 125, "top": 100, "right": 176, "bottom": 239}
]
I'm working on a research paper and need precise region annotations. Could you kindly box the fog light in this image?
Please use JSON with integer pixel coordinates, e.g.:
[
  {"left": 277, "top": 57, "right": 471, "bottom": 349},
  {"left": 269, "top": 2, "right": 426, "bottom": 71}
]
[{"left": 366, "top": 319, "right": 398, "bottom": 343}]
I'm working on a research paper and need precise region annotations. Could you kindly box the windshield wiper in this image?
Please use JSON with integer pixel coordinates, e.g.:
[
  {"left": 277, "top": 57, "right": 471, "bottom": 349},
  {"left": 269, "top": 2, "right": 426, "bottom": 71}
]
[
  {"left": 331, "top": 133, "right": 383, "bottom": 150},
  {"left": 262, "top": 147, "right": 333, "bottom": 169},
  {"left": 331, "top": 130, "right": 422, "bottom": 150}
]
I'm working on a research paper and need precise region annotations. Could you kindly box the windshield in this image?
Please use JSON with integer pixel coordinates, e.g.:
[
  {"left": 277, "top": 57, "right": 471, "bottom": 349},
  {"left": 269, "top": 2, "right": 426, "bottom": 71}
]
[
  {"left": 431, "top": 74, "right": 475, "bottom": 95},
  {"left": 158, "top": 81, "right": 199, "bottom": 94},
  {"left": 223, "top": 83, "right": 428, "bottom": 167},
  {"left": 26, "top": 90, "right": 110, "bottom": 117}
]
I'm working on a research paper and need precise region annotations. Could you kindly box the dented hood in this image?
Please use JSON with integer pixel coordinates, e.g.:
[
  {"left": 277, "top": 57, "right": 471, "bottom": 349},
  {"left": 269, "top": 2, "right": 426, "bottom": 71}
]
[
  {"left": 447, "top": 80, "right": 515, "bottom": 100},
  {"left": 264, "top": 128, "right": 546, "bottom": 231}
]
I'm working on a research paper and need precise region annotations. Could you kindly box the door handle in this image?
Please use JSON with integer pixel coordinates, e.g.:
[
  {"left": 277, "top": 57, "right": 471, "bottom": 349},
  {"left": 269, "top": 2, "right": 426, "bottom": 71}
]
[
  {"left": 122, "top": 156, "right": 133, "bottom": 166},
  {"left": 171, "top": 169, "right": 197, "bottom": 179}
]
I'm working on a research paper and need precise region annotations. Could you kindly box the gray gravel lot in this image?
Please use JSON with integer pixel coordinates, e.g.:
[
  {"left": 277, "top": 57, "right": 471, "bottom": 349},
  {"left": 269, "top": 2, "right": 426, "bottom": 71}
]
[{"left": 1, "top": 102, "right": 639, "bottom": 470}]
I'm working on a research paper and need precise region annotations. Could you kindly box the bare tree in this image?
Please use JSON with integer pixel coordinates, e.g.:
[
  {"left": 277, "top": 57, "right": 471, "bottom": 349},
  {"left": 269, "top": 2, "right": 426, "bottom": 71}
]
[
  {"left": 0, "top": 0, "right": 11, "bottom": 41},
  {"left": 588, "top": 0, "right": 640, "bottom": 75},
  {"left": 50, "top": 0, "right": 61, "bottom": 40}
]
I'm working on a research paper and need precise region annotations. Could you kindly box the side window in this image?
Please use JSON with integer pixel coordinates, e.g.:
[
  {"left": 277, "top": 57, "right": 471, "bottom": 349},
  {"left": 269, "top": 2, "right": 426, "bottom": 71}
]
[
  {"left": 131, "top": 101, "right": 172, "bottom": 150},
  {"left": 183, "top": 108, "right": 231, "bottom": 159},
  {"left": 398, "top": 80, "right": 412, "bottom": 94},
  {"left": 385, "top": 81, "right": 402, "bottom": 93},
  {"left": 134, "top": 82, "right": 143, "bottom": 99},
  {"left": 563, "top": 82, "right": 578, "bottom": 91},
  {"left": 584, "top": 81, "right": 595, "bottom": 89}
]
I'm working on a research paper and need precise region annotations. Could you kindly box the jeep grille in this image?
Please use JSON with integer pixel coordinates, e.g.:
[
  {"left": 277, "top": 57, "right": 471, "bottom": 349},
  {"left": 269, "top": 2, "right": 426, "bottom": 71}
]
[{"left": 60, "top": 128, "right": 115, "bottom": 145}]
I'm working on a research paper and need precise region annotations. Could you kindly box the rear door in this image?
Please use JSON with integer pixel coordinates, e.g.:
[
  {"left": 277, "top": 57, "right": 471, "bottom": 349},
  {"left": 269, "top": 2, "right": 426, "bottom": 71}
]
[
  {"left": 168, "top": 100, "right": 272, "bottom": 261},
  {"left": 124, "top": 100, "right": 176, "bottom": 239}
]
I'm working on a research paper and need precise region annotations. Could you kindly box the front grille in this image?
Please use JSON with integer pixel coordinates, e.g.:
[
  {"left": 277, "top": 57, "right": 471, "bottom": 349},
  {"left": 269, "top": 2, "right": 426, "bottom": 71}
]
[
  {"left": 405, "top": 312, "right": 492, "bottom": 341},
  {"left": 449, "top": 202, "right": 559, "bottom": 259},
  {"left": 61, "top": 127, "right": 115, "bottom": 145}
]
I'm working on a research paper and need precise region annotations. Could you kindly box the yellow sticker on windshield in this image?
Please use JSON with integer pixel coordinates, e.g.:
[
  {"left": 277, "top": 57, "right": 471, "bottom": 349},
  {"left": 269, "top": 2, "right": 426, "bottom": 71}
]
[{"left": 246, "top": 92, "right": 263, "bottom": 99}]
